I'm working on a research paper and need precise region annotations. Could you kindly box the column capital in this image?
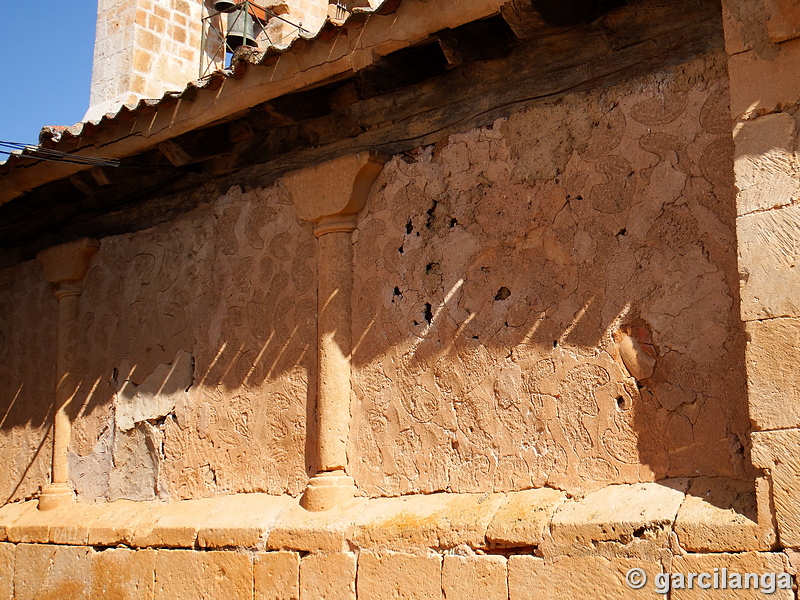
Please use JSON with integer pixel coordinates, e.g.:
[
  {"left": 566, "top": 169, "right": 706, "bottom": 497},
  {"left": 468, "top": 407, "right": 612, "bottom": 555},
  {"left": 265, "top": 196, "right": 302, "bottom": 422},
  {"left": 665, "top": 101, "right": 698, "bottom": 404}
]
[
  {"left": 285, "top": 151, "right": 389, "bottom": 232},
  {"left": 37, "top": 238, "right": 100, "bottom": 288}
]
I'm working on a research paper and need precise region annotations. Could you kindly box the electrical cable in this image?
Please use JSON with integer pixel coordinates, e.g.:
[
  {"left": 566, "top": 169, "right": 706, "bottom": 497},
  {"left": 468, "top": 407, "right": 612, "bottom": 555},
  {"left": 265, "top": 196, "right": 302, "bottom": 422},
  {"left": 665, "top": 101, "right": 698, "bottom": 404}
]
[{"left": 0, "top": 140, "right": 120, "bottom": 168}]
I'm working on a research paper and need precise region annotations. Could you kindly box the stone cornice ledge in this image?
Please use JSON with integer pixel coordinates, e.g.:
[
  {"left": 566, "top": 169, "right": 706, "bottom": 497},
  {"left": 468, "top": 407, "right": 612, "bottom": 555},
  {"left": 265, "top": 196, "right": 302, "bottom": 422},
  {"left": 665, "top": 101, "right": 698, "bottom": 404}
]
[{"left": 0, "top": 479, "right": 775, "bottom": 555}]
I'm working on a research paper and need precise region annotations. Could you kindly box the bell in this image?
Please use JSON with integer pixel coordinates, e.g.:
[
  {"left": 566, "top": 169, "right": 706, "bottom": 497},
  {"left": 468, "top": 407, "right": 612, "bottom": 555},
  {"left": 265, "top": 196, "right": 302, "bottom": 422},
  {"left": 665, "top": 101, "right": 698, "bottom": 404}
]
[
  {"left": 224, "top": 8, "right": 257, "bottom": 51},
  {"left": 213, "top": 1, "right": 239, "bottom": 13}
]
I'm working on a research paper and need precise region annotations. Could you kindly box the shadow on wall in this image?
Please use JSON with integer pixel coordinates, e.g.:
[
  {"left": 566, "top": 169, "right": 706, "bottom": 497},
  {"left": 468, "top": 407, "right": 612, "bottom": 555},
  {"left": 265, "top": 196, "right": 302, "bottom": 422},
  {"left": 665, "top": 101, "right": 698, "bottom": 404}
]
[{"left": 0, "top": 48, "right": 755, "bottom": 505}]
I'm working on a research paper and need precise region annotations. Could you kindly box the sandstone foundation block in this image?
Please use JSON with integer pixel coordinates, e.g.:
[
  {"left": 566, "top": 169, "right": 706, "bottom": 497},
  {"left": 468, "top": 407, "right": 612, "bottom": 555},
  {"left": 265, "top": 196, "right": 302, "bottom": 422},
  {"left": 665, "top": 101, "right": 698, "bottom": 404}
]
[
  {"left": 0, "top": 543, "right": 14, "bottom": 600},
  {"left": 133, "top": 497, "right": 219, "bottom": 548},
  {"left": 744, "top": 318, "right": 800, "bottom": 429},
  {"left": 751, "top": 429, "right": 800, "bottom": 547},
  {"left": 47, "top": 503, "right": 108, "bottom": 546},
  {"left": 739, "top": 208, "right": 800, "bottom": 321},
  {"left": 728, "top": 37, "right": 800, "bottom": 118},
  {"left": 5, "top": 505, "right": 52, "bottom": 545},
  {"left": 549, "top": 482, "right": 688, "bottom": 557},
  {"left": 671, "top": 552, "right": 793, "bottom": 599},
  {"left": 353, "top": 492, "right": 505, "bottom": 551},
  {"left": 267, "top": 500, "right": 365, "bottom": 553},
  {"left": 675, "top": 477, "right": 776, "bottom": 552},
  {"left": 486, "top": 488, "right": 565, "bottom": 548},
  {"left": 86, "top": 499, "right": 152, "bottom": 547},
  {"left": 508, "top": 555, "right": 661, "bottom": 600},
  {"left": 0, "top": 503, "right": 38, "bottom": 543},
  {"left": 356, "top": 551, "right": 443, "bottom": 600},
  {"left": 763, "top": 0, "right": 800, "bottom": 42},
  {"left": 255, "top": 551, "right": 300, "bottom": 600},
  {"left": 720, "top": 0, "right": 767, "bottom": 54},
  {"left": 442, "top": 554, "right": 507, "bottom": 600},
  {"left": 13, "top": 544, "right": 93, "bottom": 600},
  {"left": 734, "top": 112, "right": 799, "bottom": 215},
  {"left": 91, "top": 548, "right": 157, "bottom": 600},
  {"left": 154, "top": 549, "right": 253, "bottom": 600},
  {"left": 299, "top": 552, "right": 356, "bottom": 600},
  {"left": 199, "top": 494, "right": 293, "bottom": 549}
]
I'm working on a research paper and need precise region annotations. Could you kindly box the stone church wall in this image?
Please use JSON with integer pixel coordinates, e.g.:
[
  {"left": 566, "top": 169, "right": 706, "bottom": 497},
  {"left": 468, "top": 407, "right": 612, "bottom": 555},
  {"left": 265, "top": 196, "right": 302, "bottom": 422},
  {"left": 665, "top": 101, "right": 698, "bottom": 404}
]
[{"left": 0, "top": 48, "right": 749, "bottom": 505}]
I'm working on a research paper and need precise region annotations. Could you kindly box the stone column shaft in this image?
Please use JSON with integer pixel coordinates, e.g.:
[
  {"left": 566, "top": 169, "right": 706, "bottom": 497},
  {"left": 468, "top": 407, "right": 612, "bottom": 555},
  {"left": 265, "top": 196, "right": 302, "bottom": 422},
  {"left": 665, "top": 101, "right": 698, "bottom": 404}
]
[
  {"left": 52, "top": 285, "right": 82, "bottom": 486},
  {"left": 316, "top": 226, "right": 355, "bottom": 472},
  {"left": 37, "top": 238, "right": 99, "bottom": 510},
  {"left": 285, "top": 152, "right": 387, "bottom": 511}
]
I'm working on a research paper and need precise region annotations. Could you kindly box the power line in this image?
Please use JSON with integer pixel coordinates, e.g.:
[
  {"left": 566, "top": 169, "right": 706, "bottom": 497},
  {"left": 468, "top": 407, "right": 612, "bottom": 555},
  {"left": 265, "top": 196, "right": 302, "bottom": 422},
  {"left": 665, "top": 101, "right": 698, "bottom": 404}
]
[{"left": 0, "top": 140, "right": 120, "bottom": 168}]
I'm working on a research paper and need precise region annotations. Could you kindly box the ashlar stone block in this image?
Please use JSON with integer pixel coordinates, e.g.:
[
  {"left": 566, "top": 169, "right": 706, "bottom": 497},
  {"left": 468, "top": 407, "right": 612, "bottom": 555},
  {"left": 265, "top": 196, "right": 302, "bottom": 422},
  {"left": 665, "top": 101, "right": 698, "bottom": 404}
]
[
  {"left": 745, "top": 318, "right": 800, "bottom": 429},
  {"left": 442, "top": 555, "right": 507, "bottom": 600},
  {"left": 549, "top": 482, "right": 687, "bottom": 557},
  {"left": 486, "top": 488, "right": 565, "bottom": 548},
  {"left": 255, "top": 551, "right": 300, "bottom": 600},
  {"left": 299, "top": 552, "right": 356, "bottom": 600},
  {"left": 763, "top": 0, "right": 800, "bottom": 43},
  {"left": 509, "top": 555, "right": 661, "bottom": 600},
  {"left": 132, "top": 497, "right": 219, "bottom": 548},
  {"left": 199, "top": 494, "right": 292, "bottom": 549},
  {"left": 268, "top": 499, "right": 365, "bottom": 553},
  {"left": 728, "top": 37, "right": 800, "bottom": 119},
  {"left": 739, "top": 207, "right": 800, "bottom": 320},
  {"left": 353, "top": 492, "right": 505, "bottom": 552},
  {"left": 671, "top": 552, "right": 792, "bottom": 599},
  {"left": 91, "top": 548, "right": 157, "bottom": 600},
  {"left": 751, "top": 428, "right": 800, "bottom": 547},
  {"left": 14, "top": 544, "right": 93, "bottom": 600},
  {"left": 356, "top": 551, "right": 442, "bottom": 600},
  {"left": 0, "top": 543, "right": 14, "bottom": 600},
  {"left": 734, "top": 112, "right": 799, "bottom": 215},
  {"left": 675, "top": 477, "right": 776, "bottom": 552},
  {"left": 154, "top": 549, "right": 252, "bottom": 600}
]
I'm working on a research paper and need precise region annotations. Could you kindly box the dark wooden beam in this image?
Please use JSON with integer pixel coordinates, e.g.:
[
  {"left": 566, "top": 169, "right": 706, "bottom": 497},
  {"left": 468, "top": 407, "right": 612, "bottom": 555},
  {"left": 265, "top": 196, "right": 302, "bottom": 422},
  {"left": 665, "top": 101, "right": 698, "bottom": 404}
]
[
  {"left": 501, "top": 0, "right": 627, "bottom": 37},
  {"left": 437, "top": 16, "right": 518, "bottom": 67},
  {"left": 157, "top": 125, "right": 232, "bottom": 167},
  {"left": 0, "top": 0, "right": 723, "bottom": 268}
]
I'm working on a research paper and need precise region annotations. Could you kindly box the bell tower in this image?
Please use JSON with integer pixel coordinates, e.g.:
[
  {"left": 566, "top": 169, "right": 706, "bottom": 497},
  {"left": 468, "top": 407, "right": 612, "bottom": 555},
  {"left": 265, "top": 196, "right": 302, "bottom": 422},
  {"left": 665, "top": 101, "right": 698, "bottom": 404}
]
[
  {"left": 85, "top": 0, "right": 205, "bottom": 121},
  {"left": 84, "top": 0, "right": 332, "bottom": 123}
]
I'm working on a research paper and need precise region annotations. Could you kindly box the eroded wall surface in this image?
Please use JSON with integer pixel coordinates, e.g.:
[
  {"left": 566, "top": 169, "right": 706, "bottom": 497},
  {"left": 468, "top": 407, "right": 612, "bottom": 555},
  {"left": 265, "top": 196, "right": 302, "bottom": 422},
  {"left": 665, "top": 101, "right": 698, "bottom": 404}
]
[
  {"left": 0, "top": 263, "right": 56, "bottom": 503},
  {"left": 350, "top": 49, "right": 751, "bottom": 496},
  {"left": 0, "top": 49, "right": 749, "bottom": 503},
  {"left": 0, "top": 185, "right": 317, "bottom": 503}
]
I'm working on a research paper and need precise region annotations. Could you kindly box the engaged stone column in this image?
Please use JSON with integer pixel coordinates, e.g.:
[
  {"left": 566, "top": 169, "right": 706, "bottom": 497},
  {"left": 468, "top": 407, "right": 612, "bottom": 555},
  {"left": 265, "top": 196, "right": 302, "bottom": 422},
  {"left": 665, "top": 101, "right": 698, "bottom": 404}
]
[
  {"left": 285, "top": 152, "right": 387, "bottom": 511},
  {"left": 36, "top": 238, "right": 99, "bottom": 510},
  {"left": 721, "top": 0, "right": 800, "bottom": 544}
]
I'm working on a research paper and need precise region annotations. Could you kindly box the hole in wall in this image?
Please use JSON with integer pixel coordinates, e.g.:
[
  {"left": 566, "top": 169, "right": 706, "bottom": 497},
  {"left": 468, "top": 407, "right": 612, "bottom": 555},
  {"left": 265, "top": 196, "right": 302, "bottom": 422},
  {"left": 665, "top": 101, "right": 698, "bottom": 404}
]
[
  {"left": 495, "top": 286, "right": 511, "bottom": 301},
  {"left": 423, "top": 302, "right": 433, "bottom": 324}
]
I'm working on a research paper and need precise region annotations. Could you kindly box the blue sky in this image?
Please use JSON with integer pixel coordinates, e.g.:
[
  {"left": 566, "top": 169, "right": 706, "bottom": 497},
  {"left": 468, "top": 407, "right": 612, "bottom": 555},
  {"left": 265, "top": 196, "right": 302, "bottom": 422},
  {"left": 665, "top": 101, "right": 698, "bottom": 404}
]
[{"left": 1, "top": 2, "right": 98, "bottom": 146}]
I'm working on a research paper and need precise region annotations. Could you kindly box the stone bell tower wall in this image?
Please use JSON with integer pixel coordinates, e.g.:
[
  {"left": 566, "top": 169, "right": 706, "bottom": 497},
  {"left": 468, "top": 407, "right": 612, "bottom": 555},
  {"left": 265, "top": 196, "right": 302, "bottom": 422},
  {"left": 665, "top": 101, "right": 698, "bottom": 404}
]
[{"left": 84, "top": 0, "right": 331, "bottom": 122}]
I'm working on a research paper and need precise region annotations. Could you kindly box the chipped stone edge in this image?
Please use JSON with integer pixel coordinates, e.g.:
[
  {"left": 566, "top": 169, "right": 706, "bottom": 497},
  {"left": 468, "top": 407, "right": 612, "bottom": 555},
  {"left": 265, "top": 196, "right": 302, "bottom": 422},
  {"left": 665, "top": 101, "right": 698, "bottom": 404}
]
[{"left": 0, "top": 479, "right": 775, "bottom": 557}]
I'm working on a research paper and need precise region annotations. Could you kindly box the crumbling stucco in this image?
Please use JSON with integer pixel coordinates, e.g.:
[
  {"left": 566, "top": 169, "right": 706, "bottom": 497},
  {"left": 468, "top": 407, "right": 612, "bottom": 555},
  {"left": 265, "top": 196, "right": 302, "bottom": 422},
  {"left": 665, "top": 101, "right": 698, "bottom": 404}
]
[
  {"left": 0, "top": 49, "right": 749, "bottom": 503},
  {"left": 349, "top": 49, "right": 750, "bottom": 496},
  {"left": 34, "top": 185, "right": 316, "bottom": 502},
  {"left": 0, "top": 262, "right": 56, "bottom": 503}
]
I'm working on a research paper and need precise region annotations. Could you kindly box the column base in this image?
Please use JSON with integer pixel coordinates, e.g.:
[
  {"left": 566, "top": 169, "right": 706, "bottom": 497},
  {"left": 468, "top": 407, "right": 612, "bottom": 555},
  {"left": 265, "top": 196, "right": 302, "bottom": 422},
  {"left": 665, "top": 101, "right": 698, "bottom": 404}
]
[
  {"left": 38, "top": 483, "right": 74, "bottom": 511},
  {"left": 301, "top": 470, "right": 357, "bottom": 511}
]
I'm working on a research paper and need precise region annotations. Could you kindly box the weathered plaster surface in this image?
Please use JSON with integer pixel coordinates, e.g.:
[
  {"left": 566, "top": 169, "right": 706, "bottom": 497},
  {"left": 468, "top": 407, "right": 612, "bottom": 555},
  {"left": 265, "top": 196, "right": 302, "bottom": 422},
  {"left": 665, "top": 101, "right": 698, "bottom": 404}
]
[
  {"left": 48, "top": 185, "right": 314, "bottom": 502},
  {"left": 0, "top": 50, "right": 748, "bottom": 503},
  {"left": 0, "top": 262, "right": 56, "bottom": 503},
  {"left": 349, "top": 50, "right": 750, "bottom": 496}
]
